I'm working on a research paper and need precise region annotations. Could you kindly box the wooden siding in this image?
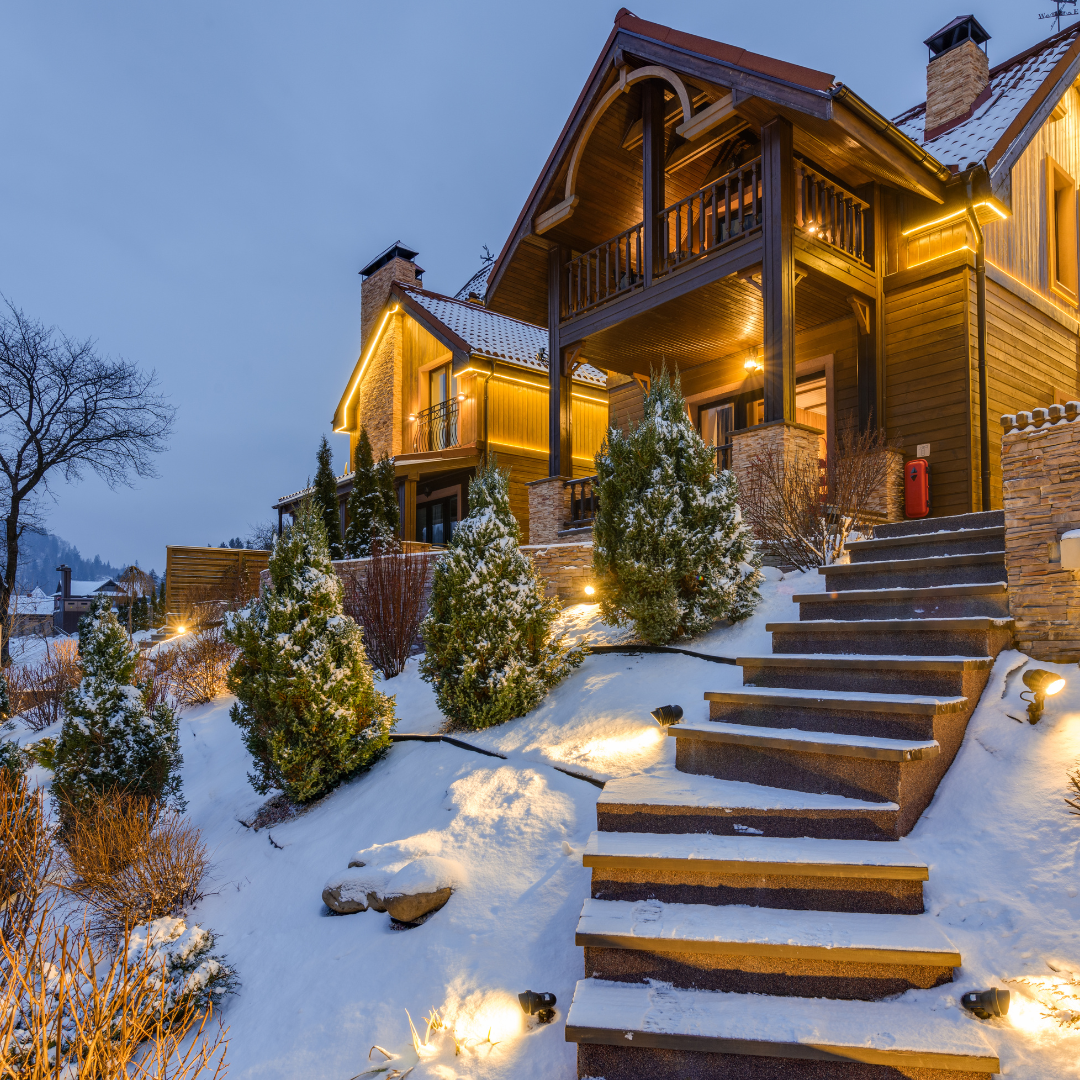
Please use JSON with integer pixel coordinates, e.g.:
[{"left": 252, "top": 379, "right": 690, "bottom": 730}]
[
  {"left": 970, "top": 274, "right": 1080, "bottom": 509},
  {"left": 608, "top": 379, "right": 644, "bottom": 435},
  {"left": 572, "top": 392, "right": 608, "bottom": 467},
  {"left": 884, "top": 270, "right": 972, "bottom": 516},
  {"left": 165, "top": 546, "right": 269, "bottom": 628}
]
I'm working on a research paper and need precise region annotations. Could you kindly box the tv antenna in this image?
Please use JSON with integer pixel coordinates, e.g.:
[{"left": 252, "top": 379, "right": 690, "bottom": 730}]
[{"left": 1039, "top": 1, "right": 1079, "bottom": 32}]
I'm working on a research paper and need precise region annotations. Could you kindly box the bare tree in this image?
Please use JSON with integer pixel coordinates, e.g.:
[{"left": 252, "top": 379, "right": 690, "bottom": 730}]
[
  {"left": 117, "top": 564, "right": 156, "bottom": 638},
  {"left": 0, "top": 302, "right": 174, "bottom": 664}
]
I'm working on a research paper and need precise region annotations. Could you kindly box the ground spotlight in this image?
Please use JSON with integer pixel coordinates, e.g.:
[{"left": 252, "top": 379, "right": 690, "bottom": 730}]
[
  {"left": 961, "top": 988, "right": 1010, "bottom": 1019},
  {"left": 651, "top": 705, "right": 683, "bottom": 726},
  {"left": 518, "top": 990, "right": 556, "bottom": 1024},
  {"left": 584, "top": 584, "right": 595, "bottom": 596},
  {"left": 1021, "top": 668, "right": 1066, "bottom": 724}
]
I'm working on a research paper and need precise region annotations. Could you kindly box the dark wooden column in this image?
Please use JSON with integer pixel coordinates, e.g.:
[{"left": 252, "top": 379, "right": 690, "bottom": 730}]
[
  {"left": 856, "top": 304, "right": 878, "bottom": 430},
  {"left": 547, "top": 245, "right": 572, "bottom": 476},
  {"left": 402, "top": 472, "right": 418, "bottom": 543},
  {"left": 642, "top": 80, "right": 665, "bottom": 287},
  {"left": 761, "top": 116, "right": 796, "bottom": 424}
]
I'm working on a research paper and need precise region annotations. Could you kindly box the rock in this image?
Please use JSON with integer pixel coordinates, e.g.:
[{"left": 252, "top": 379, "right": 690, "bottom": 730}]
[
  {"left": 321, "top": 872, "right": 371, "bottom": 914},
  {"left": 374, "top": 856, "right": 463, "bottom": 923},
  {"left": 366, "top": 891, "right": 389, "bottom": 913},
  {"left": 383, "top": 887, "right": 452, "bottom": 924}
]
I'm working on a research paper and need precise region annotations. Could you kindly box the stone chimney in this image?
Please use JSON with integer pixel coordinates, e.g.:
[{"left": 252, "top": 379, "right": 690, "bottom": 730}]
[
  {"left": 923, "top": 15, "right": 991, "bottom": 136},
  {"left": 359, "top": 243, "right": 423, "bottom": 354},
  {"left": 56, "top": 564, "right": 71, "bottom": 599}
]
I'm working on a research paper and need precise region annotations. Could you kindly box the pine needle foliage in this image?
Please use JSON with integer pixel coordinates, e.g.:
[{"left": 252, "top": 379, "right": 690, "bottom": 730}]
[
  {"left": 592, "top": 368, "right": 763, "bottom": 644},
  {"left": 52, "top": 598, "right": 182, "bottom": 814},
  {"left": 343, "top": 429, "right": 395, "bottom": 558},
  {"left": 420, "top": 459, "right": 585, "bottom": 729},
  {"left": 375, "top": 453, "right": 400, "bottom": 539},
  {"left": 224, "top": 498, "right": 395, "bottom": 803},
  {"left": 313, "top": 435, "right": 343, "bottom": 560}
]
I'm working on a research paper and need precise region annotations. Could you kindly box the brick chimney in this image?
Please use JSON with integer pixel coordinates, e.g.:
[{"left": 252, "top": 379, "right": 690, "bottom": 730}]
[
  {"left": 923, "top": 15, "right": 991, "bottom": 137},
  {"left": 359, "top": 243, "right": 423, "bottom": 354},
  {"left": 56, "top": 564, "right": 71, "bottom": 599}
]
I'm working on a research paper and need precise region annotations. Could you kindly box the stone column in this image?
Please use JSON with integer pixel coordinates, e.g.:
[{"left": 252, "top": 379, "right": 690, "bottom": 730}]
[
  {"left": 527, "top": 475, "right": 571, "bottom": 544},
  {"left": 730, "top": 419, "right": 821, "bottom": 495},
  {"left": 865, "top": 447, "right": 905, "bottom": 522}
]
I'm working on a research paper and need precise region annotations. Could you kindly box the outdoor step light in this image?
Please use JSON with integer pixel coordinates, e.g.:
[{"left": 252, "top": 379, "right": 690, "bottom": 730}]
[
  {"left": 651, "top": 705, "right": 684, "bottom": 725},
  {"left": 1021, "top": 669, "right": 1066, "bottom": 724},
  {"left": 961, "top": 988, "right": 1010, "bottom": 1019},
  {"left": 518, "top": 991, "right": 556, "bottom": 1024},
  {"left": 584, "top": 584, "right": 595, "bottom": 596}
]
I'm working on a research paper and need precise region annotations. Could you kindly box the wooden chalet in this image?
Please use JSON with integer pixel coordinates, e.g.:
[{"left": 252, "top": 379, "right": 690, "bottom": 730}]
[
  {"left": 486, "top": 10, "right": 1080, "bottom": 518},
  {"left": 276, "top": 244, "right": 609, "bottom": 543}
]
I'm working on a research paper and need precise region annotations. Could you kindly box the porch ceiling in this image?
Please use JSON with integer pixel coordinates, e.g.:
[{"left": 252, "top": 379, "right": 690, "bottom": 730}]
[{"left": 569, "top": 260, "right": 856, "bottom": 376}]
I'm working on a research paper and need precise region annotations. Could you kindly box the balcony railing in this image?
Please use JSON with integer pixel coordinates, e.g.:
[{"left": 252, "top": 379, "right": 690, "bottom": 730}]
[
  {"left": 566, "top": 223, "right": 643, "bottom": 317},
  {"left": 413, "top": 399, "right": 459, "bottom": 454},
  {"left": 660, "top": 157, "right": 762, "bottom": 274},
  {"left": 565, "top": 475, "right": 598, "bottom": 528},
  {"left": 795, "top": 161, "right": 869, "bottom": 264}
]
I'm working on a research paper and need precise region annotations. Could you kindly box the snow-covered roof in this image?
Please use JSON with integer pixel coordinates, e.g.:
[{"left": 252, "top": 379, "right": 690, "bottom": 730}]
[
  {"left": 453, "top": 261, "right": 493, "bottom": 301},
  {"left": 55, "top": 578, "right": 119, "bottom": 597},
  {"left": 10, "top": 592, "right": 54, "bottom": 616},
  {"left": 397, "top": 283, "right": 607, "bottom": 387},
  {"left": 892, "top": 23, "right": 1080, "bottom": 170}
]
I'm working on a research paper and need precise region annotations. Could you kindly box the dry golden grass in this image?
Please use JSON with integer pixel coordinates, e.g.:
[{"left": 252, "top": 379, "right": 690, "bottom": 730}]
[
  {"left": 6, "top": 638, "right": 81, "bottom": 731},
  {"left": 0, "top": 772, "right": 228, "bottom": 1078},
  {"left": 170, "top": 628, "right": 236, "bottom": 707},
  {"left": 59, "top": 791, "right": 209, "bottom": 941}
]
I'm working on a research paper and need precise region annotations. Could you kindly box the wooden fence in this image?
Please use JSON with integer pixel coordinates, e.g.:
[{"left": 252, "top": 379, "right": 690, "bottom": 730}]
[{"left": 165, "top": 546, "right": 270, "bottom": 628}]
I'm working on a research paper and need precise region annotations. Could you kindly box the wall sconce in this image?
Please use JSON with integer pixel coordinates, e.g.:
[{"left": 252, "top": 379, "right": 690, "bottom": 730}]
[
  {"left": 408, "top": 414, "right": 416, "bottom": 422},
  {"left": 1021, "top": 668, "right": 1066, "bottom": 724},
  {"left": 457, "top": 393, "right": 466, "bottom": 402},
  {"left": 744, "top": 347, "right": 763, "bottom": 374}
]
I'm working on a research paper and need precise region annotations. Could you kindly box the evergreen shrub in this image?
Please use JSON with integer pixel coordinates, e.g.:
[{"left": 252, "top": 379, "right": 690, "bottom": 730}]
[
  {"left": 420, "top": 459, "right": 585, "bottom": 729},
  {"left": 592, "top": 368, "right": 763, "bottom": 644},
  {"left": 225, "top": 498, "right": 395, "bottom": 803},
  {"left": 343, "top": 428, "right": 397, "bottom": 557},
  {"left": 313, "top": 435, "right": 343, "bottom": 560}
]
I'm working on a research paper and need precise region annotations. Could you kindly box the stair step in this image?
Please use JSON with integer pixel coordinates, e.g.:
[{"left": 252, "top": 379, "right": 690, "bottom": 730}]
[
  {"left": 792, "top": 581, "right": 1009, "bottom": 620},
  {"left": 669, "top": 719, "right": 940, "bottom": 761},
  {"left": 584, "top": 830, "right": 928, "bottom": 914},
  {"left": 844, "top": 525, "right": 1003, "bottom": 563},
  {"left": 597, "top": 769, "right": 901, "bottom": 841},
  {"left": 705, "top": 687, "right": 965, "bottom": 715},
  {"left": 736, "top": 653, "right": 994, "bottom": 698},
  {"left": 821, "top": 551, "right": 1005, "bottom": 590},
  {"left": 577, "top": 898, "right": 957, "bottom": 965},
  {"left": 567, "top": 979, "right": 1000, "bottom": 1076},
  {"left": 875, "top": 509, "right": 1003, "bottom": 538},
  {"left": 769, "top": 616, "right": 1014, "bottom": 659}
]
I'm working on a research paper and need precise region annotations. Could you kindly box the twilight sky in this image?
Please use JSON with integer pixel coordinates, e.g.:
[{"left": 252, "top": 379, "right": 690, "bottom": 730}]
[{"left": 0, "top": 0, "right": 1064, "bottom": 573}]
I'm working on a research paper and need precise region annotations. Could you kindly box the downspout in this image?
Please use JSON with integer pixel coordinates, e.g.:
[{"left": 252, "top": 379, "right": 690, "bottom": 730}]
[{"left": 965, "top": 173, "right": 991, "bottom": 512}]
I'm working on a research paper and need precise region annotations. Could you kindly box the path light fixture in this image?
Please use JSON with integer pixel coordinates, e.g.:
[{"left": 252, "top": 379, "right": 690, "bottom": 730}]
[
  {"left": 961, "top": 988, "right": 1010, "bottom": 1019},
  {"left": 1021, "top": 669, "right": 1066, "bottom": 724},
  {"left": 651, "top": 705, "right": 684, "bottom": 726},
  {"left": 518, "top": 991, "right": 556, "bottom": 1024},
  {"left": 584, "top": 584, "right": 595, "bottom": 596}
]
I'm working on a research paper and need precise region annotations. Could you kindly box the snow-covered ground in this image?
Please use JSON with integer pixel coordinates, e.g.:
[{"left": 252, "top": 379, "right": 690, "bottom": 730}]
[{"left": 10, "top": 567, "right": 1080, "bottom": 1077}]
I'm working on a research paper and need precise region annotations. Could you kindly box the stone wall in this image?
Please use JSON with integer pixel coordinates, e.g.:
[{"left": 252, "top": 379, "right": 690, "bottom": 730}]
[
  {"left": 730, "top": 419, "right": 821, "bottom": 492},
  {"left": 925, "top": 39, "right": 988, "bottom": 133},
  {"left": 360, "top": 256, "right": 419, "bottom": 355},
  {"left": 355, "top": 311, "right": 402, "bottom": 460},
  {"left": 1001, "top": 402, "right": 1080, "bottom": 661},
  {"left": 521, "top": 541, "right": 594, "bottom": 601},
  {"left": 527, "top": 475, "right": 571, "bottom": 544},
  {"left": 866, "top": 447, "right": 906, "bottom": 522}
]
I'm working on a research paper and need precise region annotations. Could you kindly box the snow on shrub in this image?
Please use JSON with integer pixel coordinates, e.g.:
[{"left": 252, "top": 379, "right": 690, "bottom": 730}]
[
  {"left": 126, "top": 916, "right": 237, "bottom": 1012},
  {"left": 52, "top": 597, "right": 182, "bottom": 814},
  {"left": 592, "top": 368, "right": 763, "bottom": 644},
  {"left": 225, "top": 497, "right": 396, "bottom": 804},
  {"left": 420, "top": 459, "right": 585, "bottom": 729},
  {"left": 343, "top": 426, "right": 398, "bottom": 558}
]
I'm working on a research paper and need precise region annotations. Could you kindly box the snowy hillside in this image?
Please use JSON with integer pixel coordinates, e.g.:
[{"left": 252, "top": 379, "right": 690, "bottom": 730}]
[{"left": 13, "top": 567, "right": 1080, "bottom": 1078}]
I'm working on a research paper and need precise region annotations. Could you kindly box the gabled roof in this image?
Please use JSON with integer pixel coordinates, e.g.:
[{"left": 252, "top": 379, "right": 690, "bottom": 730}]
[
  {"left": 454, "top": 261, "right": 494, "bottom": 301},
  {"left": 893, "top": 22, "right": 1080, "bottom": 176},
  {"left": 55, "top": 578, "right": 119, "bottom": 597},
  {"left": 395, "top": 283, "right": 606, "bottom": 386}
]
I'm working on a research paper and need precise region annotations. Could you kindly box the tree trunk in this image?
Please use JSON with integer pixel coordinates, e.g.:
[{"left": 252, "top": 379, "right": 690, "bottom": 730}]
[{"left": 1, "top": 500, "right": 21, "bottom": 667}]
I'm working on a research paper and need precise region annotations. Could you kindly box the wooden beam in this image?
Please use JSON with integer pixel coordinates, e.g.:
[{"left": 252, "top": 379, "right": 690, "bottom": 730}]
[
  {"left": 548, "top": 246, "right": 572, "bottom": 475},
  {"left": 762, "top": 116, "right": 796, "bottom": 423},
  {"left": 642, "top": 80, "right": 665, "bottom": 287}
]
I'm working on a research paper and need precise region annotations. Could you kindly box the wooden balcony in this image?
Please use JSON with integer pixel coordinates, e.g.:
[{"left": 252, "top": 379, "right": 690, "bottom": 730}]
[{"left": 413, "top": 399, "right": 460, "bottom": 454}]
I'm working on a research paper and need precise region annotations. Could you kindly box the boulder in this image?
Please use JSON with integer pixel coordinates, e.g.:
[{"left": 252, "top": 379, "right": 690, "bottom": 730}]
[
  {"left": 374, "top": 856, "right": 462, "bottom": 924},
  {"left": 321, "top": 871, "right": 371, "bottom": 914},
  {"left": 384, "top": 887, "right": 452, "bottom": 924}
]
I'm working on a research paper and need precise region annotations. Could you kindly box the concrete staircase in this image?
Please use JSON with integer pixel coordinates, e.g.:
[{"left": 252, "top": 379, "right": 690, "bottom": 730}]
[{"left": 565, "top": 511, "right": 1009, "bottom": 1078}]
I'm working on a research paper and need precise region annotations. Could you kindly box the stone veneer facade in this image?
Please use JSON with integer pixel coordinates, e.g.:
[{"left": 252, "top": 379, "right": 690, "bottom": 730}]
[
  {"left": 520, "top": 542, "right": 595, "bottom": 601},
  {"left": 527, "top": 475, "right": 572, "bottom": 544},
  {"left": 730, "top": 419, "right": 821, "bottom": 491},
  {"left": 924, "top": 39, "right": 989, "bottom": 134},
  {"left": 1001, "top": 401, "right": 1080, "bottom": 661}
]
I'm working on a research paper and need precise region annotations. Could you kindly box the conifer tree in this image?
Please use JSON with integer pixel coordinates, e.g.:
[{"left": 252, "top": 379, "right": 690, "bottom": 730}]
[
  {"left": 225, "top": 498, "right": 395, "bottom": 803},
  {"left": 375, "top": 453, "right": 400, "bottom": 540},
  {"left": 343, "top": 428, "right": 393, "bottom": 557},
  {"left": 0, "top": 672, "right": 11, "bottom": 722},
  {"left": 52, "top": 598, "right": 182, "bottom": 812},
  {"left": 420, "top": 459, "right": 585, "bottom": 729},
  {"left": 592, "top": 368, "right": 762, "bottom": 644},
  {"left": 313, "top": 435, "right": 343, "bottom": 560}
]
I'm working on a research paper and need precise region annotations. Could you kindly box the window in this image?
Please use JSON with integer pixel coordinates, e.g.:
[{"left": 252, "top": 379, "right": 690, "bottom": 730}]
[
  {"left": 429, "top": 363, "right": 455, "bottom": 407},
  {"left": 1047, "top": 154, "right": 1078, "bottom": 303},
  {"left": 416, "top": 495, "right": 458, "bottom": 546}
]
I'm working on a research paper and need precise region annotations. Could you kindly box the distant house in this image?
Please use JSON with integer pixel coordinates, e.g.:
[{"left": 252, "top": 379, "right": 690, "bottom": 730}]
[
  {"left": 9, "top": 587, "right": 55, "bottom": 638},
  {"left": 52, "top": 564, "right": 120, "bottom": 634}
]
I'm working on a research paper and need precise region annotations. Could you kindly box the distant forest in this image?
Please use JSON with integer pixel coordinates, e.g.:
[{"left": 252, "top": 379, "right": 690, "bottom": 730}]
[{"left": 12, "top": 531, "right": 138, "bottom": 593}]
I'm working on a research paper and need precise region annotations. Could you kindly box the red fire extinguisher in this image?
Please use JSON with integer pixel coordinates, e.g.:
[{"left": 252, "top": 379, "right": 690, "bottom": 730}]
[{"left": 905, "top": 458, "right": 931, "bottom": 519}]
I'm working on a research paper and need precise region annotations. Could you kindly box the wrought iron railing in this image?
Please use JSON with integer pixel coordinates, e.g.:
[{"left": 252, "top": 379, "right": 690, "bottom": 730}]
[
  {"left": 795, "top": 161, "right": 869, "bottom": 264},
  {"left": 566, "top": 223, "right": 644, "bottom": 317},
  {"left": 413, "top": 399, "right": 459, "bottom": 453},
  {"left": 660, "top": 157, "right": 762, "bottom": 274},
  {"left": 565, "top": 475, "right": 598, "bottom": 527}
]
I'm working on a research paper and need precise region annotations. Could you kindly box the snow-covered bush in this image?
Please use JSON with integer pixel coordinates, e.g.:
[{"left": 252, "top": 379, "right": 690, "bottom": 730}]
[
  {"left": 0, "top": 737, "right": 26, "bottom": 778},
  {"left": 225, "top": 497, "right": 395, "bottom": 804},
  {"left": 343, "top": 427, "right": 398, "bottom": 557},
  {"left": 592, "top": 368, "right": 762, "bottom": 644},
  {"left": 126, "top": 916, "right": 237, "bottom": 1012},
  {"left": 313, "top": 434, "right": 344, "bottom": 560},
  {"left": 0, "top": 670, "right": 11, "bottom": 721},
  {"left": 420, "top": 459, "right": 585, "bottom": 729},
  {"left": 52, "top": 598, "right": 182, "bottom": 814}
]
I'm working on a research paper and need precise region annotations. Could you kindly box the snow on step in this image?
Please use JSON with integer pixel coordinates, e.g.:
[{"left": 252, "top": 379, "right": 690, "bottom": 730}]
[
  {"left": 575, "top": 898, "right": 961, "bottom": 965},
  {"left": 737, "top": 653, "right": 992, "bottom": 670},
  {"left": 598, "top": 769, "right": 899, "bottom": 812},
  {"left": 582, "top": 831, "right": 928, "bottom": 879},
  {"left": 766, "top": 616, "right": 1014, "bottom": 631},
  {"left": 565, "top": 979, "right": 999, "bottom": 1072},
  {"left": 844, "top": 526, "right": 1003, "bottom": 551},
  {"left": 820, "top": 552, "right": 1004, "bottom": 573},
  {"left": 793, "top": 582, "right": 1007, "bottom": 601},
  {"left": 670, "top": 719, "right": 940, "bottom": 761},
  {"left": 704, "top": 686, "right": 967, "bottom": 713}
]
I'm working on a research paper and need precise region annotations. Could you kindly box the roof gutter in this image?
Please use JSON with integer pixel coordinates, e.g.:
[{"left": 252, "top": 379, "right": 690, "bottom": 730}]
[{"left": 830, "top": 83, "right": 952, "bottom": 185}]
